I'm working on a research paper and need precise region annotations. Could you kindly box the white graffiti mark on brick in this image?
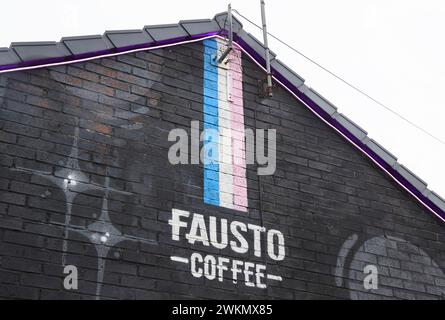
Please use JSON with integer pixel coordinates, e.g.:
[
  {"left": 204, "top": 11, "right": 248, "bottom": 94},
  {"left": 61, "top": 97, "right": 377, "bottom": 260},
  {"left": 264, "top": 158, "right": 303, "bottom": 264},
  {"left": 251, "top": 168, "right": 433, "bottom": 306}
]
[
  {"left": 335, "top": 235, "right": 445, "bottom": 299},
  {"left": 335, "top": 233, "right": 358, "bottom": 287},
  {"left": 12, "top": 124, "right": 105, "bottom": 265},
  {"left": 12, "top": 122, "right": 157, "bottom": 299},
  {"left": 75, "top": 175, "right": 156, "bottom": 299}
]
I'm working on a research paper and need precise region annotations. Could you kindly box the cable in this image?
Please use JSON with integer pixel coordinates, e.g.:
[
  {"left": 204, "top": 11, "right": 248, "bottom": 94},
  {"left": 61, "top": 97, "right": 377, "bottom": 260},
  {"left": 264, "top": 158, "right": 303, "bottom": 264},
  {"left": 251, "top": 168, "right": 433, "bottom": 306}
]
[{"left": 232, "top": 8, "right": 445, "bottom": 147}]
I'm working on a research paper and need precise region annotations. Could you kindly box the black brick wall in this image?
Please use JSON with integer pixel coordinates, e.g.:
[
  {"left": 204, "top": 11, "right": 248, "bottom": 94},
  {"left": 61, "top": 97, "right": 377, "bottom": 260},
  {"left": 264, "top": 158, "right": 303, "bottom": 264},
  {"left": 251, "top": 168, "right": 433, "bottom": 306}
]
[{"left": 0, "top": 41, "right": 444, "bottom": 300}]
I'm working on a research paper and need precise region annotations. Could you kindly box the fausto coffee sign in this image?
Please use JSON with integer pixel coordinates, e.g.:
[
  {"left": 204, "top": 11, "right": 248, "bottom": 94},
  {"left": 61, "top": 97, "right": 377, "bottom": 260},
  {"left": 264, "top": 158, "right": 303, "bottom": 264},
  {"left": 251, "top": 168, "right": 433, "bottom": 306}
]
[{"left": 168, "top": 208, "right": 286, "bottom": 289}]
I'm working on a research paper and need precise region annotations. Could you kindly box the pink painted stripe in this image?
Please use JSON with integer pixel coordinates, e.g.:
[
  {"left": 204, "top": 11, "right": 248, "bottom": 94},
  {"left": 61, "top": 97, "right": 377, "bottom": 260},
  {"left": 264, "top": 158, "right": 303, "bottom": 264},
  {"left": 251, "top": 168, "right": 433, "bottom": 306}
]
[{"left": 229, "top": 48, "right": 247, "bottom": 212}]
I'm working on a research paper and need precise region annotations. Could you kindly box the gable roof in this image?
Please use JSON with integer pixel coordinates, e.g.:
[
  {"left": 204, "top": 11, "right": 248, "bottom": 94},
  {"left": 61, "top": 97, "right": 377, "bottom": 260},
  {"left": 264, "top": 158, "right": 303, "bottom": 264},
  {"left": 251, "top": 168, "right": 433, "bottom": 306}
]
[{"left": 0, "top": 12, "right": 444, "bottom": 223}]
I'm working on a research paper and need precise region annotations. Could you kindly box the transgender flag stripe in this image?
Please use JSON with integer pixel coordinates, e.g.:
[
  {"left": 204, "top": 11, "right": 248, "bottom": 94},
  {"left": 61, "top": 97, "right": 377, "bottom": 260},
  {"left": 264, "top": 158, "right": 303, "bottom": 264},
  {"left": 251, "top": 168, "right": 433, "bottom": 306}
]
[{"left": 202, "top": 38, "right": 248, "bottom": 212}]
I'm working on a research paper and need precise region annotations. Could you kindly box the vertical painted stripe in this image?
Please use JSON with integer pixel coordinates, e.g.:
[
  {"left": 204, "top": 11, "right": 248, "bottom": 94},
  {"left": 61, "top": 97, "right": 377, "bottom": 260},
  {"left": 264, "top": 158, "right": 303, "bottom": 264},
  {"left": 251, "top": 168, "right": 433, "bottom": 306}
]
[
  {"left": 229, "top": 48, "right": 248, "bottom": 212},
  {"left": 217, "top": 39, "right": 234, "bottom": 209},
  {"left": 202, "top": 38, "right": 248, "bottom": 212},
  {"left": 203, "top": 38, "right": 219, "bottom": 206}
]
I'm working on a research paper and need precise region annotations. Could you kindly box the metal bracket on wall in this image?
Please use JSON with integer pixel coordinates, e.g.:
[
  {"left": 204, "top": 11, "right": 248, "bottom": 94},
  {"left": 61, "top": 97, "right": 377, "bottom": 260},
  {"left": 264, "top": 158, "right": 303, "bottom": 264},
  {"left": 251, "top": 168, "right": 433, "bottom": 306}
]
[
  {"left": 261, "top": 0, "right": 273, "bottom": 97},
  {"left": 258, "top": 78, "right": 275, "bottom": 98},
  {"left": 215, "top": 3, "right": 233, "bottom": 64}
]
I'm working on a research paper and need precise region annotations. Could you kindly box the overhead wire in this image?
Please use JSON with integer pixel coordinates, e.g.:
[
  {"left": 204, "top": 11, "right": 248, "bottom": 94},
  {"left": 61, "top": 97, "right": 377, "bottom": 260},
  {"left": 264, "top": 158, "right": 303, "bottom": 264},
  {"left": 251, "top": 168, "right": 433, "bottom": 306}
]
[{"left": 232, "top": 8, "right": 445, "bottom": 147}]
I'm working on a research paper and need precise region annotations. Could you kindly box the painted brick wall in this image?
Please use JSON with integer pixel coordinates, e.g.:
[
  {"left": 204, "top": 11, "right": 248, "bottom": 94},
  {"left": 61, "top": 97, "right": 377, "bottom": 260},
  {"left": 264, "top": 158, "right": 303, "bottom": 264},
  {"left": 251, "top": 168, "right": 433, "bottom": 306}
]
[{"left": 0, "top": 40, "right": 444, "bottom": 300}]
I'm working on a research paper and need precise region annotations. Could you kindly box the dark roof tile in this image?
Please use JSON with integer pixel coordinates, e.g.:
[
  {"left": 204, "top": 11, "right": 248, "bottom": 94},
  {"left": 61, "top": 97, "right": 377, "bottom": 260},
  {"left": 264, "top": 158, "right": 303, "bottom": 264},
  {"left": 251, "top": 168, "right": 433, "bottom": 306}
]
[
  {"left": 301, "top": 87, "right": 338, "bottom": 116},
  {"left": 144, "top": 23, "right": 188, "bottom": 42},
  {"left": 237, "top": 29, "right": 276, "bottom": 61},
  {"left": 11, "top": 41, "right": 70, "bottom": 61},
  {"left": 333, "top": 112, "right": 368, "bottom": 141},
  {"left": 62, "top": 35, "right": 114, "bottom": 55},
  {"left": 364, "top": 138, "right": 398, "bottom": 166},
  {"left": 179, "top": 19, "right": 220, "bottom": 36},
  {"left": 214, "top": 12, "right": 243, "bottom": 33},
  {"left": 427, "top": 191, "right": 445, "bottom": 212},
  {"left": 393, "top": 163, "right": 428, "bottom": 192},
  {"left": 105, "top": 29, "right": 154, "bottom": 49},
  {"left": 0, "top": 48, "right": 21, "bottom": 65},
  {"left": 271, "top": 58, "right": 304, "bottom": 88}
]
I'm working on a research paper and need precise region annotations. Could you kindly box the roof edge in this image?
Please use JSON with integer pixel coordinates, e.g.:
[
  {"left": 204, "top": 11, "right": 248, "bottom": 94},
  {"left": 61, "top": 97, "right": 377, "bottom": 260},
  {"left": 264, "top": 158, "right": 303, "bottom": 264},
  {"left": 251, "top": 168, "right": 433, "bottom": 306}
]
[{"left": 0, "top": 12, "right": 443, "bottom": 223}]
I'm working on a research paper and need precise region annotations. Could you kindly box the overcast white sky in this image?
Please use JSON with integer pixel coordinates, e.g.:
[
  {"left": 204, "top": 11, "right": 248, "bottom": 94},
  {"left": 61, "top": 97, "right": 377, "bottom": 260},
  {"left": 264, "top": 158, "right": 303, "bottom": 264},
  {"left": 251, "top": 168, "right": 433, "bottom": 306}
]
[{"left": 1, "top": 0, "right": 444, "bottom": 199}]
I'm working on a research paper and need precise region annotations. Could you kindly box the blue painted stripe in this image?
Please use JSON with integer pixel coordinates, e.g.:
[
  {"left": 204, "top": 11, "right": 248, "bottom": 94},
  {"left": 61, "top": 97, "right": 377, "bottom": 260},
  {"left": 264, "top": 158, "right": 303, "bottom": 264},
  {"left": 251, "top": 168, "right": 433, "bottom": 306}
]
[{"left": 203, "top": 38, "right": 219, "bottom": 206}]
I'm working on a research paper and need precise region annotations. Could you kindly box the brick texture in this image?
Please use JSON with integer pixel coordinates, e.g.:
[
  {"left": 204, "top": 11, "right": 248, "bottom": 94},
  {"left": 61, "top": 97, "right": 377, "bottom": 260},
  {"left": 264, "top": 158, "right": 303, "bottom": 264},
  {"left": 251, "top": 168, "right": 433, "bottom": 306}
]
[{"left": 0, "top": 41, "right": 444, "bottom": 300}]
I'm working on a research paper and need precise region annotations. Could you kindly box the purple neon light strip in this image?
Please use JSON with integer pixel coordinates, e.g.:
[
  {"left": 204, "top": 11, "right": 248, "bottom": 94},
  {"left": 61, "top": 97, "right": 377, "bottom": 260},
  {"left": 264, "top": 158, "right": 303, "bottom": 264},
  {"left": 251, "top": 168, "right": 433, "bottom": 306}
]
[{"left": 0, "top": 30, "right": 442, "bottom": 223}]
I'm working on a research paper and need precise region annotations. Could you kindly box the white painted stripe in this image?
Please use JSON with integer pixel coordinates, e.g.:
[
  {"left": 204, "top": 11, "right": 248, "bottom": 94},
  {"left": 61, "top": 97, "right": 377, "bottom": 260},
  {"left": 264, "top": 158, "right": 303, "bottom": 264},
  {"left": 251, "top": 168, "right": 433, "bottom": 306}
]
[
  {"left": 217, "top": 40, "right": 234, "bottom": 209},
  {"left": 227, "top": 70, "right": 233, "bottom": 102},
  {"left": 267, "top": 274, "right": 283, "bottom": 281},
  {"left": 170, "top": 256, "right": 189, "bottom": 264}
]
